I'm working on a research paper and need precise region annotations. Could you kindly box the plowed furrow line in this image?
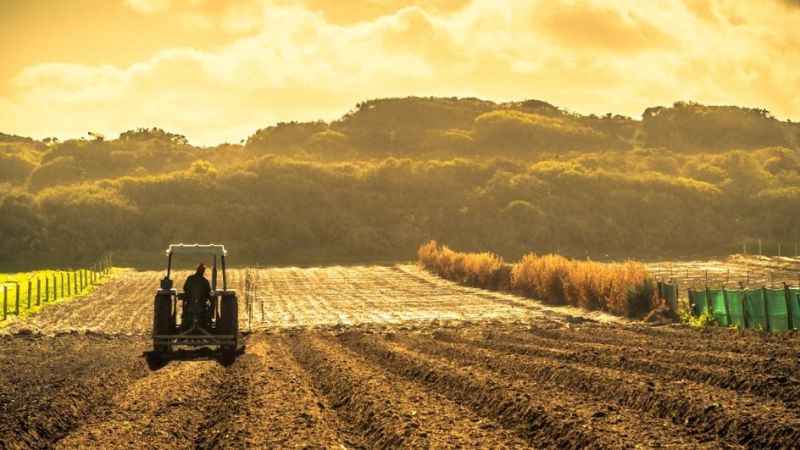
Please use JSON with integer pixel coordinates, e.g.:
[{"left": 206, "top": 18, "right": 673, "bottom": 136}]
[
  {"left": 193, "top": 335, "right": 350, "bottom": 449},
  {"left": 0, "top": 337, "right": 150, "bottom": 448},
  {"left": 308, "top": 333, "right": 531, "bottom": 449},
  {"left": 288, "top": 333, "right": 417, "bottom": 448},
  {"left": 57, "top": 359, "right": 225, "bottom": 449},
  {"left": 624, "top": 325, "right": 800, "bottom": 357},
  {"left": 338, "top": 332, "right": 647, "bottom": 449},
  {"left": 58, "top": 276, "right": 142, "bottom": 331},
  {"left": 490, "top": 328, "right": 798, "bottom": 380},
  {"left": 20, "top": 275, "right": 134, "bottom": 332},
  {"left": 436, "top": 330, "right": 800, "bottom": 407},
  {"left": 381, "top": 334, "right": 712, "bottom": 449},
  {"left": 113, "top": 279, "right": 159, "bottom": 333},
  {"left": 523, "top": 324, "right": 799, "bottom": 361},
  {"left": 397, "top": 333, "right": 800, "bottom": 448}
]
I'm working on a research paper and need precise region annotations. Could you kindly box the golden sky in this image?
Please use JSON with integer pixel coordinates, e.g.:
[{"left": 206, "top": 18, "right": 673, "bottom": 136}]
[{"left": 1, "top": 0, "right": 799, "bottom": 145}]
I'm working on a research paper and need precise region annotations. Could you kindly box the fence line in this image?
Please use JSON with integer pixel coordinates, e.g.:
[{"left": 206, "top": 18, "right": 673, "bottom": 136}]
[
  {"left": 1, "top": 254, "right": 113, "bottom": 322},
  {"left": 687, "top": 286, "right": 800, "bottom": 332}
]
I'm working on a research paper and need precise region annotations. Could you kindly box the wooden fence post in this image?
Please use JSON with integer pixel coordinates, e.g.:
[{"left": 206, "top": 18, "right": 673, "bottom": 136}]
[
  {"left": 743, "top": 294, "right": 749, "bottom": 329},
  {"left": 763, "top": 287, "right": 771, "bottom": 332},
  {"left": 722, "top": 288, "right": 732, "bottom": 326},
  {"left": 27, "top": 279, "right": 31, "bottom": 311},
  {"left": 784, "top": 285, "right": 794, "bottom": 331},
  {"left": 36, "top": 278, "right": 41, "bottom": 306},
  {"left": 2, "top": 286, "right": 6, "bottom": 320},
  {"left": 15, "top": 284, "right": 19, "bottom": 316}
]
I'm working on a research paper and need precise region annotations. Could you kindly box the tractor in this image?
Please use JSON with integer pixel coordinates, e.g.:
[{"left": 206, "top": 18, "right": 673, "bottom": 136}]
[{"left": 152, "top": 244, "right": 240, "bottom": 359}]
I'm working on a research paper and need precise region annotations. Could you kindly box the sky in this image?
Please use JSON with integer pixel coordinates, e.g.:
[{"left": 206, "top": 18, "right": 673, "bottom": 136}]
[{"left": 1, "top": 0, "right": 799, "bottom": 145}]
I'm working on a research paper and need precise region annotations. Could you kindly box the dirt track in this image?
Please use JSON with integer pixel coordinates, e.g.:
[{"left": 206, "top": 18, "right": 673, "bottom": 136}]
[{"left": 2, "top": 264, "right": 800, "bottom": 448}]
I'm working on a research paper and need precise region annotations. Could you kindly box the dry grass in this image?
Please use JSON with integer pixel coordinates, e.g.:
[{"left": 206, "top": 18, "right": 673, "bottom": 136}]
[
  {"left": 418, "top": 241, "right": 509, "bottom": 290},
  {"left": 419, "top": 241, "right": 659, "bottom": 318}
]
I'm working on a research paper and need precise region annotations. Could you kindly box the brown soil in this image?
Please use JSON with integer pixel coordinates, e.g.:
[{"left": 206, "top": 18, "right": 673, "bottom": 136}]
[{"left": 2, "top": 264, "right": 799, "bottom": 448}]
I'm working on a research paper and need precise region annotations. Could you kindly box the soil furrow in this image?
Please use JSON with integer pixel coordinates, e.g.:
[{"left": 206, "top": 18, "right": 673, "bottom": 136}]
[
  {"left": 491, "top": 327, "right": 799, "bottom": 379},
  {"left": 302, "top": 332, "right": 531, "bottom": 449},
  {"left": 288, "top": 332, "right": 417, "bottom": 448},
  {"left": 337, "top": 331, "right": 673, "bottom": 449},
  {"left": 395, "top": 332, "right": 800, "bottom": 448},
  {"left": 57, "top": 357, "right": 225, "bottom": 449},
  {"left": 192, "top": 334, "right": 353, "bottom": 449},
  {"left": 527, "top": 322, "right": 799, "bottom": 360},
  {"left": 0, "top": 335, "right": 150, "bottom": 449},
  {"left": 526, "top": 324, "right": 800, "bottom": 381},
  {"left": 435, "top": 329, "right": 800, "bottom": 408}
]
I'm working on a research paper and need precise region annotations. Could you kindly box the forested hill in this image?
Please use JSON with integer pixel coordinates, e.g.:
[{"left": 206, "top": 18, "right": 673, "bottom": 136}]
[{"left": 1, "top": 97, "right": 799, "bottom": 269}]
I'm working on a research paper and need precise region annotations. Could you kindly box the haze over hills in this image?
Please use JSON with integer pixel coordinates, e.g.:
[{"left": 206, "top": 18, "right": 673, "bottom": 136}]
[{"left": 1, "top": 96, "right": 799, "bottom": 269}]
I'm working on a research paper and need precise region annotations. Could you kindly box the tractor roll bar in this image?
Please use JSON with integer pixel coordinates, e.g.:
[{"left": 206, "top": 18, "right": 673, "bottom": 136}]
[{"left": 163, "top": 244, "right": 228, "bottom": 291}]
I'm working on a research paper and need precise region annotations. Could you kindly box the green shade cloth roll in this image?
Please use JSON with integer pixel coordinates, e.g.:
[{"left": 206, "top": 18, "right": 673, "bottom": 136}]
[
  {"left": 789, "top": 288, "right": 800, "bottom": 331},
  {"left": 689, "top": 289, "right": 710, "bottom": 316},
  {"left": 744, "top": 289, "right": 768, "bottom": 331},
  {"left": 725, "top": 290, "right": 746, "bottom": 328},
  {"left": 707, "top": 289, "right": 728, "bottom": 326},
  {"left": 764, "top": 289, "right": 789, "bottom": 331}
]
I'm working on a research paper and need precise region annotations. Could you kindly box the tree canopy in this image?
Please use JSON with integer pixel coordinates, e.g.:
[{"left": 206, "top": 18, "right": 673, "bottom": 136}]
[{"left": 0, "top": 96, "right": 799, "bottom": 269}]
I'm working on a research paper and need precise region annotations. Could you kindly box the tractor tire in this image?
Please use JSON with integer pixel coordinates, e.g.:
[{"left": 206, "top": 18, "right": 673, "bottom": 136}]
[
  {"left": 153, "top": 294, "right": 174, "bottom": 336},
  {"left": 218, "top": 294, "right": 238, "bottom": 335}
]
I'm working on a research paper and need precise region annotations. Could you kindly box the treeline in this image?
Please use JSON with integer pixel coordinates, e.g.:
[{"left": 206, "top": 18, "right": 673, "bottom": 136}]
[
  {"left": 245, "top": 98, "right": 799, "bottom": 156},
  {"left": 1, "top": 96, "right": 800, "bottom": 269},
  {"left": 5, "top": 97, "right": 799, "bottom": 193},
  {"left": 1, "top": 146, "right": 800, "bottom": 269}
]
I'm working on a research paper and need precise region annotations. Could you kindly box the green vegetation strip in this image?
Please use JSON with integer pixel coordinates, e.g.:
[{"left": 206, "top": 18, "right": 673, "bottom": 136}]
[{"left": 0, "top": 266, "right": 114, "bottom": 328}]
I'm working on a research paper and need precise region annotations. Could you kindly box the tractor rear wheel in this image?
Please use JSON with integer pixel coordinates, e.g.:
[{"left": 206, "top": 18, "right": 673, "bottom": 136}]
[
  {"left": 218, "top": 294, "right": 238, "bottom": 335},
  {"left": 219, "top": 294, "right": 238, "bottom": 361},
  {"left": 153, "top": 294, "right": 173, "bottom": 351}
]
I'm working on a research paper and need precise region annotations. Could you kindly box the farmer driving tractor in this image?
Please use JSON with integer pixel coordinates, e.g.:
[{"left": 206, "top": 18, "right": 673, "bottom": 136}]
[
  {"left": 153, "top": 244, "right": 240, "bottom": 358},
  {"left": 182, "top": 263, "right": 213, "bottom": 330}
]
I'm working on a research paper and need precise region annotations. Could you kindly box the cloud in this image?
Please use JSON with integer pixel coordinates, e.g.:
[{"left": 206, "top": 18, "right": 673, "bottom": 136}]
[
  {"left": 3, "top": 0, "right": 800, "bottom": 145},
  {"left": 125, "top": 0, "right": 171, "bottom": 14},
  {"left": 536, "top": 3, "right": 677, "bottom": 53}
]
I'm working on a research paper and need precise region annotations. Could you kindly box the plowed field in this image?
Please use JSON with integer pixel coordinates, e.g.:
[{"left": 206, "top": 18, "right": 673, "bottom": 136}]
[{"left": 2, "top": 264, "right": 799, "bottom": 449}]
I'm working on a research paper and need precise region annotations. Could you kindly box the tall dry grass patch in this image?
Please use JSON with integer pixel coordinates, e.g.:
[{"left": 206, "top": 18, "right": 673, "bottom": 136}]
[
  {"left": 418, "top": 241, "right": 509, "bottom": 290},
  {"left": 418, "top": 241, "right": 658, "bottom": 318}
]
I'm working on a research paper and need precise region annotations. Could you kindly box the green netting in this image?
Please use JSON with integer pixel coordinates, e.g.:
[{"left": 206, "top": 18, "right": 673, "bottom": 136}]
[
  {"left": 707, "top": 289, "right": 729, "bottom": 326},
  {"left": 689, "top": 289, "right": 710, "bottom": 316},
  {"left": 690, "top": 286, "right": 800, "bottom": 332},
  {"left": 744, "top": 289, "right": 769, "bottom": 331},
  {"left": 790, "top": 288, "right": 800, "bottom": 331},
  {"left": 660, "top": 283, "right": 678, "bottom": 309},
  {"left": 765, "top": 289, "right": 790, "bottom": 332},
  {"left": 725, "top": 290, "right": 746, "bottom": 328}
]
